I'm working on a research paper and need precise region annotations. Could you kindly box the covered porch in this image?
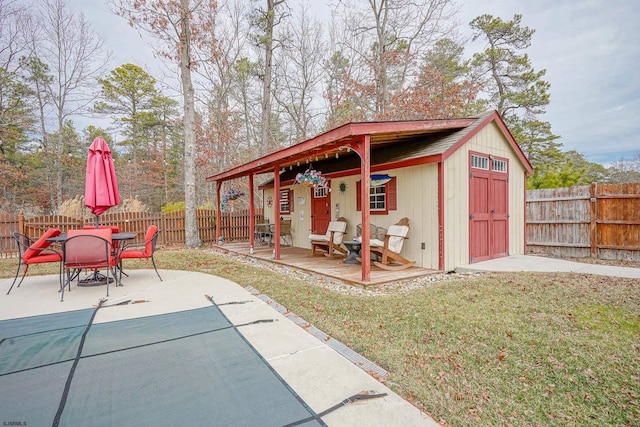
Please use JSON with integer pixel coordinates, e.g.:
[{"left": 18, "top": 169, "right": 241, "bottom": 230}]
[
  {"left": 206, "top": 118, "right": 482, "bottom": 283},
  {"left": 213, "top": 241, "right": 439, "bottom": 287}
]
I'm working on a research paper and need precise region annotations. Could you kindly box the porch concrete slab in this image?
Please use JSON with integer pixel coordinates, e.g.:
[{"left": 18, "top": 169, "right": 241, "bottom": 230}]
[
  {"left": 0, "top": 269, "right": 439, "bottom": 427},
  {"left": 456, "top": 254, "right": 640, "bottom": 278}
]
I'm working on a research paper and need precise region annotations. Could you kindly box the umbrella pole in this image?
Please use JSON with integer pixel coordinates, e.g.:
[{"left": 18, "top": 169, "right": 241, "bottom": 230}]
[{"left": 95, "top": 215, "right": 99, "bottom": 228}]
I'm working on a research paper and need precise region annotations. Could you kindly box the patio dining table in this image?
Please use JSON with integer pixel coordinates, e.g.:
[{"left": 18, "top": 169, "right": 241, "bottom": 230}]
[
  {"left": 47, "top": 231, "right": 137, "bottom": 244},
  {"left": 254, "top": 223, "right": 273, "bottom": 246},
  {"left": 47, "top": 232, "right": 137, "bottom": 286}
]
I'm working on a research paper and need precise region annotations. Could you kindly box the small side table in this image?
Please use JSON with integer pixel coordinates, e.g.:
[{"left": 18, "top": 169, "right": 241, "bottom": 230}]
[{"left": 342, "top": 240, "right": 362, "bottom": 264}]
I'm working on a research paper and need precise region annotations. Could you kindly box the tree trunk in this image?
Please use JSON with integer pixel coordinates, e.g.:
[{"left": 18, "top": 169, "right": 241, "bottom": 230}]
[
  {"left": 259, "top": 0, "right": 277, "bottom": 155},
  {"left": 180, "top": 0, "right": 201, "bottom": 248}
]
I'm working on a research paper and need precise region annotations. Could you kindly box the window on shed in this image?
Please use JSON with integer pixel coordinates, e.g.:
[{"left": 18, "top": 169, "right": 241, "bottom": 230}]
[
  {"left": 471, "top": 154, "right": 489, "bottom": 170},
  {"left": 279, "top": 189, "right": 293, "bottom": 214},
  {"left": 356, "top": 176, "right": 397, "bottom": 214},
  {"left": 314, "top": 186, "right": 329, "bottom": 198},
  {"left": 492, "top": 159, "right": 508, "bottom": 173}
]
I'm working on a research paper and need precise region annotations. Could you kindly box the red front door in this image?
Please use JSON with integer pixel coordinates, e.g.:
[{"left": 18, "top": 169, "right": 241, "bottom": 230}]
[
  {"left": 311, "top": 182, "right": 331, "bottom": 234},
  {"left": 469, "top": 153, "right": 509, "bottom": 263}
]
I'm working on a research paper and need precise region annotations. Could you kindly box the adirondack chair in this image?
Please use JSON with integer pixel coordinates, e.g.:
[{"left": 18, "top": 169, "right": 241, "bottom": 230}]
[
  {"left": 309, "top": 217, "right": 347, "bottom": 257},
  {"left": 369, "top": 218, "right": 415, "bottom": 270}
]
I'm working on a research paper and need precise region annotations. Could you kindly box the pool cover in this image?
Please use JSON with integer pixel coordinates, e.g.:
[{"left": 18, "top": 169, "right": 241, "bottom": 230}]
[{"left": 0, "top": 303, "right": 323, "bottom": 426}]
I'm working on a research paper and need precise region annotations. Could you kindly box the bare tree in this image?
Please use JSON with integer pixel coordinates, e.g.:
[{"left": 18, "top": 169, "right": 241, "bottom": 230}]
[
  {"left": 23, "top": 0, "right": 110, "bottom": 209},
  {"left": 253, "top": 0, "right": 286, "bottom": 155},
  {"left": 195, "top": 0, "right": 251, "bottom": 172},
  {"left": 273, "top": 1, "right": 325, "bottom": 143},
  {"left": 111, "top": 0, "right": 220, "bottom": 248},
  {"left": 331, "top": 0, "right": 458, "bottom": 118},
  {"left": 0, "top": 0, "right": 29, "bottom": 71}
]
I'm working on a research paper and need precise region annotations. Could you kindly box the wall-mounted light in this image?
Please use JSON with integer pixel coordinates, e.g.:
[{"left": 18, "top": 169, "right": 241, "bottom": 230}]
[
  {"left": 297, "top": 161, "right": 300, "bottom": 167},
  {"left": 335, "top": 153, "right": 339, "bottom": 159},
  {"left": 325, "top": 153, "right": 328, "bottom": 159}
]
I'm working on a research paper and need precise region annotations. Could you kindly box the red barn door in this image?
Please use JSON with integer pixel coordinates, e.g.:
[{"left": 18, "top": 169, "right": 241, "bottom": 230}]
[{"left": 469, "top": 152, "right": 509, "bottom": 263}]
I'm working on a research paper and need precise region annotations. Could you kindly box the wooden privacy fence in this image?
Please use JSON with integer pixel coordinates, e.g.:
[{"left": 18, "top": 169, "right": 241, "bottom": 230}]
[
  {"left": 0, "top": 209, "right": 264, "bottom": 257},
  {"left": 526, "top": 183, "right": 640, "bottom": 261}
]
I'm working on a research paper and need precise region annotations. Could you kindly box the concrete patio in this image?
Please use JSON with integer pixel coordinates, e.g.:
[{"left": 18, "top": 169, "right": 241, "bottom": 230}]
[{"left": 0, "top": 269, "right": 439, "bottom": 426}]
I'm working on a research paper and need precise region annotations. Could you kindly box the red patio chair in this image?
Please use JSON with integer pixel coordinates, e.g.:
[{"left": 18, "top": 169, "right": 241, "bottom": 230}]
[
  {"left": 84, "top": 225, "right": 121, "bottom": 249},
  {"left": 61, "top": 228, "right": 120, "bottom": 302},
  {"left": 119, "top": 225, "right": 162, "bottom": 281},
  {"left": 7, "top": 228, "right": 63, "bottom": 295}
]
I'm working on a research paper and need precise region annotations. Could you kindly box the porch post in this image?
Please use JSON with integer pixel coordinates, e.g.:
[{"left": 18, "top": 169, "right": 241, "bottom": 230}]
[
  {"left": 273, "top": 166, "right": 281, "bottom": 259},
  {"left": 353, "top": 136, "right": 371, "bottom": 282},
  {"left": 249, "top": 173, "right": 255, "bottom": 250},
  {"left": 438, "top": 162, "right": 445, "bottom": 270},
  {"left": 215, "top": 181, "right": 222, "bottom": 246}
]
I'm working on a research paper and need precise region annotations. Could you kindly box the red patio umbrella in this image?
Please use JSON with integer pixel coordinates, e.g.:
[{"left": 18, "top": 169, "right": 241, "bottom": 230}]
[{"left": 85, "top": 137, "right": 120, "bottom": 227}]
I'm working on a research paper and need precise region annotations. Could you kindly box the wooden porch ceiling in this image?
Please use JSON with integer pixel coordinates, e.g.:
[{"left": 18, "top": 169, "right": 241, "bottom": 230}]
[{"left": 214, "top": 242, "right": 439, "bottom": 288}]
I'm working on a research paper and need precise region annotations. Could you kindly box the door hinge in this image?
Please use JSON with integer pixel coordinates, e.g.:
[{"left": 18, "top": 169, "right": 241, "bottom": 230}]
[{"left": 469, "top": 214, "right": 474, "bottom": 220}]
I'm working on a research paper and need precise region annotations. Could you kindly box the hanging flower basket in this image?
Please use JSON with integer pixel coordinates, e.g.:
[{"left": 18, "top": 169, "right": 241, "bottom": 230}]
[
  {"left": 295, "top": 168, "right": 327, "bottom": 189},
  {"left": 222, "top": 188, "right": 244, "bottom": 203},
  {"left": 221, "top": 188, "right": 245, "bottom": 213}
]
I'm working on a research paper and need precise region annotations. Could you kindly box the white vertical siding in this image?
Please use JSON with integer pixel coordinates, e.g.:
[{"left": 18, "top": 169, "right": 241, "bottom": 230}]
[
  {"left": 327, "top": 165, "right": 440, "bottom": 269},
  {"left": 443, "top": 145, "right": 470, "bottom": 271},
  {"left": 443, "top": 121, "right": 527, "bottom": 271},
  {"left": 262, "top": 120, "right": 528, "bottom": 272},
  {"left": 263, "top": 184, "right": 312, "bottom": 247}
]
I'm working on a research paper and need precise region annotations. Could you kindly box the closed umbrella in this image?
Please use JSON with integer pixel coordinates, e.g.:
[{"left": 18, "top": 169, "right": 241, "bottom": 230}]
[
  {"left": 81, "top": 137, "right": 120, "bottom": 286},
  {"left": 85, "top": 137, "right": 120, "bottom": 227}
]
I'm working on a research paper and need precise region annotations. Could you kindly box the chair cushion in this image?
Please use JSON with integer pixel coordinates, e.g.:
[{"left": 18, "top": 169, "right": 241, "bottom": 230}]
[
  {"left": 68, "top": 228, "right": 113, "bottom": 241},
  {"left": 65, "top": 228, "right": 115, "bottom": 266},
  {"left": 28, "top": 253, "right": 62, "bottom": 264},
  {"left": 144, "top": 225, "right": 158, "bottom": 256},
  {"left": 120, "top": 249, "right": 146, "bottom": 259},
  {"left": 370, "top": 225, "right": 409, "bottom": 254},
  {"left": 309, "top": 233, "right": 329, "bottom": 241},
  {"left": 83, "top": 225, "right": 120, "bottom": 233},
  {"left": 370, "top": 238, "right": 385, "bottom": 248},
  {"left": 23, "top": 228, "right": 61, "bottom": 261}
]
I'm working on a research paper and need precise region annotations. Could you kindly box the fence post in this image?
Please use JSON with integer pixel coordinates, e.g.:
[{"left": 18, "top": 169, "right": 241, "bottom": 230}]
[
  {"left": 589, "top": 182, "right": 597, "bottom": 258},
  {"left": 18, "top": 211, "right": 24, "bottom": 235}
]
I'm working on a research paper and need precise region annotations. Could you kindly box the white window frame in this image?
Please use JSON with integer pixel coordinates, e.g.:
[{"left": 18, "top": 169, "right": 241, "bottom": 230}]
[
  {"left": 279, "top": 189, "right": 291, "bottom": 214},
  {"left": 370, "top": 185, "right": 386, "bottom": 211}
]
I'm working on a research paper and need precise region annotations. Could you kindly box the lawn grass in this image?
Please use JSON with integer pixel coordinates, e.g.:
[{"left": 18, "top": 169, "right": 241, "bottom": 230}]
[{"left": 1, "top": 249, "right": 638, "bottom": 426}]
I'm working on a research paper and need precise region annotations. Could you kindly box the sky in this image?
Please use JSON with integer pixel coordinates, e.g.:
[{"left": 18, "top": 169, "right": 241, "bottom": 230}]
[{"left": 67, "top": 0, "right": 640, "bottom": 166}]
